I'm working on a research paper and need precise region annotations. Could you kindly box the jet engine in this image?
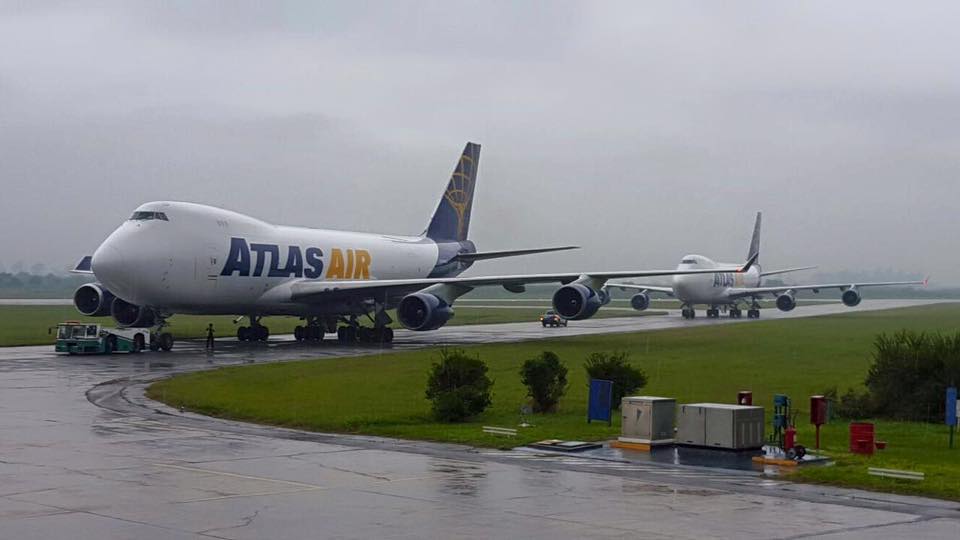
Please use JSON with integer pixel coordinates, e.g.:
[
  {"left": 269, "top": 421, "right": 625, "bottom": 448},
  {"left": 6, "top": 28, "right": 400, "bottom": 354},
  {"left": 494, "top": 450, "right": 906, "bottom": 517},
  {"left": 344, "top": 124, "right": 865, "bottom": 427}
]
[
  {"left": 598, "top": 287, "right": 612, "bottom": 306},
  {"left": 397, "top": 293, "right": 454, "bottom": 331},
  {"left": 841, "top": 288, "right": 861, "bottom": 307},
  {"left": 73, "top": 283, "right": 115, "bottom": 316},
  {"left": 111, "top": 297, "right": 156, "bottom": 327},
  {"left": 630, "top": 292, "right": 651, "bottom": 311},
  {"left": 552, "top": 284, "right": 603, "bottom": 320},
  {"left": 775, "top": 291, "right": 797, "bottom": 312}
]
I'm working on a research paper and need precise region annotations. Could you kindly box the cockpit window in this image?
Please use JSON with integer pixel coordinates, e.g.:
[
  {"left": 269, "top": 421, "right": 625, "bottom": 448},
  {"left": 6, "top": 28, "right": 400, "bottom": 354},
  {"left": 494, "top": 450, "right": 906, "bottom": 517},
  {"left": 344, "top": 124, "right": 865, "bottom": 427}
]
[
  {"left": 130, "top": 211, "right": 169, "bottom": 222},
  {"left": 681, "top": 258, "right": 697, "bottom": 264}
]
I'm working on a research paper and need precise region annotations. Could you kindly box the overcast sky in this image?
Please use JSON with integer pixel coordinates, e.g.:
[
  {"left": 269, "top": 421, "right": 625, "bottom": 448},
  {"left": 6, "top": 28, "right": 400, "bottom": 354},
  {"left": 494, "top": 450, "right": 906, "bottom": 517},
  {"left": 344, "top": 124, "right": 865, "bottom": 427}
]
[{"left": 0, "top": 1, "right": 957, "bottom": 283}]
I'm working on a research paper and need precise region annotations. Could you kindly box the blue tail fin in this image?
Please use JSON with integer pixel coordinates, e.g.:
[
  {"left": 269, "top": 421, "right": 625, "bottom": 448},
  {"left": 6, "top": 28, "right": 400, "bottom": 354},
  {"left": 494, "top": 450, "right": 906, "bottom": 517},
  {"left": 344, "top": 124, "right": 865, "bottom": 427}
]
[{"left": 426, "top": 142, "right": 480, "bottom": 241}]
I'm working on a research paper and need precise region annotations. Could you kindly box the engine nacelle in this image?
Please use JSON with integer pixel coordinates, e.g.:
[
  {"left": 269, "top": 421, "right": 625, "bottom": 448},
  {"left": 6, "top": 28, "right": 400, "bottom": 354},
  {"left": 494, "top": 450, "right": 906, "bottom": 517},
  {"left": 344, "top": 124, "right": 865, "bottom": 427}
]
[
  {"left": 73, "top": 283, "right": 115, "bottom": 316},
  {"left": 397, "top": 293, "right": 454, "bottom": 331},
  {"left": 842, "top": 288, "right": 862, "bottom": 307},
  {"left": 111, "top": 297, "right": 156, "bottom": 327},
  {"left": 552, "top": 284, "right": 603, "bottom": 320},
  {"left": 598, "top": 287, "right": 612, "bottom": 306},
  {"left": 775, "top": 292, "right": 797, "bottom": 312},
  {"left": 630, "top": 292, "right": 651, "bottom": 311}
]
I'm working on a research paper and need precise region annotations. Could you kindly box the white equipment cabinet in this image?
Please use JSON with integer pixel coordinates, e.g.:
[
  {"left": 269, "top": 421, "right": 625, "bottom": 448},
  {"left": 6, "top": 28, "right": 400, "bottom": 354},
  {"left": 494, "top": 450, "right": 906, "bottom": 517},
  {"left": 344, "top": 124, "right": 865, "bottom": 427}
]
[
  {"left": 677, "top": 403, "right": 764, "bottom": 450},
  {"left": 619, "top": 396, "right": 676, "bottom": 445}
]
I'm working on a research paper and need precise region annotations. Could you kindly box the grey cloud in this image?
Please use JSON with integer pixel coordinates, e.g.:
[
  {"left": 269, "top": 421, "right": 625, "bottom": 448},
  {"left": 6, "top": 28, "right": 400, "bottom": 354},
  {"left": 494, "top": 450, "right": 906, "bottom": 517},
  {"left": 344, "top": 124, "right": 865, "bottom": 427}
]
[{"left": 0, "top": 1, "right": 957, "bottom": 282}]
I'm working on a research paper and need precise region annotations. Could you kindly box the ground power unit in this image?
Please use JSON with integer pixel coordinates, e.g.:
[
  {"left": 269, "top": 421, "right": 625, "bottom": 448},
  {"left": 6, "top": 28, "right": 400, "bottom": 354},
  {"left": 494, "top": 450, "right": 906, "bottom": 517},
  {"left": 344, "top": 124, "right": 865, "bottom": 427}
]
[
  {"left": 619, "top": 396, "right": 676, "bottom": 445},
  {"left": 677, "top": 403, "right": 764, "bottom": 450}
]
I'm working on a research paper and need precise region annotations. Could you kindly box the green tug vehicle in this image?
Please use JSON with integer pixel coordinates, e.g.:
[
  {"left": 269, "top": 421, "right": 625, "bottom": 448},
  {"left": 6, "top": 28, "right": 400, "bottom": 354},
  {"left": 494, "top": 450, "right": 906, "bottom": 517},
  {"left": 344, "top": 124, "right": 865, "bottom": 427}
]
[{"left": 54, "top": 321, "right": 151, "bottom": 354}]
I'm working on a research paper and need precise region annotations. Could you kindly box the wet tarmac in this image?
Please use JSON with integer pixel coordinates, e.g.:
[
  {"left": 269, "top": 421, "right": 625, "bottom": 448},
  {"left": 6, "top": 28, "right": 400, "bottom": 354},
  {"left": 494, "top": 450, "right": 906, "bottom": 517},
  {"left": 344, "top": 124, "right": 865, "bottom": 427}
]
[{"left": 1, "top": 299, "right": 958, "bottom": 539}]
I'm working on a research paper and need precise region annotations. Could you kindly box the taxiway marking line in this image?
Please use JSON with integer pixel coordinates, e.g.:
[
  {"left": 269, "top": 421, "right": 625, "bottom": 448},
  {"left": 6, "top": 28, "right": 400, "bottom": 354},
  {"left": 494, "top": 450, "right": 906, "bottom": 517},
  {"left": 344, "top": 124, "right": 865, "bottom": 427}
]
[{"left": 154, "top": 463, "right": 325, "bottom": 489}]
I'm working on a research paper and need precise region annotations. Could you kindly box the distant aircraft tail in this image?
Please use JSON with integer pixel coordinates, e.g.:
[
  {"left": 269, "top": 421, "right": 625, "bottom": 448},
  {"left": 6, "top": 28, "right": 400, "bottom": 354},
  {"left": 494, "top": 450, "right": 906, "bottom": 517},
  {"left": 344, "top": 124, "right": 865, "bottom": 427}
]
[
  {"left": 746, "top": 211, "right": 761, "bottom": 265},
  {"left": 425, "top": 142, "right": 480, "bottom": 242}
]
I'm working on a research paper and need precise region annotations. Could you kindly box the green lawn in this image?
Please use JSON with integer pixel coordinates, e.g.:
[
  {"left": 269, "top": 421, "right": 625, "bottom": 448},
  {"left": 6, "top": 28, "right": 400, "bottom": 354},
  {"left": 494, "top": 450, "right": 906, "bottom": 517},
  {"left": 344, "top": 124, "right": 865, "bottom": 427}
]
[
  {"left": 148, "top": 303, "right": 960, "bottom": 499},
  {"left": 0, "top": 305, "right": 663, "bottom": 346}
]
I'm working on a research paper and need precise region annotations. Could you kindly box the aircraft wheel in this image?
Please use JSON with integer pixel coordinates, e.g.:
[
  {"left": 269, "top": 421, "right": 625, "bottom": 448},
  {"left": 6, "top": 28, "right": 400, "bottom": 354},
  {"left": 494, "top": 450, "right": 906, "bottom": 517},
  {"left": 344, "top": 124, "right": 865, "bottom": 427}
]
[
  {"left": 310, "top": 325, "right": 324, "bottom": 342},
  {"left": 382, "top": 327, "right": 393, "bottom": 343},
  {"left": 338, "top": 326, "right": 357, "bottom": 344},
  {"left": 159, "top": 333, "right": 174, "bottom": 351},
  {"left": 257, "top": 326, "right": 270, "bottom": 341},
  {"left": 294, "top": 326, "right": 304, "bottom": 342},
  {"left": 133, "top": 333, "right": 145, "bottom": 353},
  {"left": 237, "top": 326, "right": 249, "bottom": 341},
  {"left": 105, "top": 335, "right": 116, "bottom": 354},
  {"left": 358, "top": 327, "right": 374, "bottom": 343}
]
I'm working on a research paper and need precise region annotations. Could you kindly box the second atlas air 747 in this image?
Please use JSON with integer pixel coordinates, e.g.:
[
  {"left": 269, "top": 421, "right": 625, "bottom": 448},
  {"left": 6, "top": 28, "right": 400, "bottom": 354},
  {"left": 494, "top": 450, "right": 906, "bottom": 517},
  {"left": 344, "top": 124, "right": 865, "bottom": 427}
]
[
  {"left": 71, "top": 142, "right": 746, "bottom": 350},
  {"left": 606, "top": 212, "right": 926, "bottom": 320}
]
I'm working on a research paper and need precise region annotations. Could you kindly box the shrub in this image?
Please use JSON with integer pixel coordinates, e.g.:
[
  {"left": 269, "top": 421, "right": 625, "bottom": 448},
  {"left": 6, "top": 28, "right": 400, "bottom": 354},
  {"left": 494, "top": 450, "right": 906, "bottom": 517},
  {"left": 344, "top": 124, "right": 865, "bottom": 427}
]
[
  {"left": 865, "top": 331, "right": 960, "bottom": 421},
  {"left": 823, "top": 386, "right": 875, "bottom": 420},
  {"left": 583, "top": 351, "right": 647, "bottom": 408},
  {"left": 520, "top": 351, "right": 568, "bottom": 413},
  {"left": 425, "top": 349, "right": 493, "bottom": 422}
]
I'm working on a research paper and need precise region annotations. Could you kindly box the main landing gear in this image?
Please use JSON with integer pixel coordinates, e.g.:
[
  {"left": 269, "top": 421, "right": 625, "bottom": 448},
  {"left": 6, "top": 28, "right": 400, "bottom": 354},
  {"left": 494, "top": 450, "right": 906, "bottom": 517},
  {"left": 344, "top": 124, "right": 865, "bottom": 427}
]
[
  {"left": 294, "top": 317, "right": 326, "bottom": 342},
  {"left": 147, "top": 316, "right": 175, "bottom": 352},
  {"left": 293, "top": 313, "right": 395, "bottom": 345},
  {"left": 706, "top": 307, "right": 722, "bottom": 319},
  {"left": 681, "top": 305, "right": 696, "bottom": 319},
  {"left": 335, "top": 314, "right": 394, "bottom": 345},
  {"left": 728, "top": 307, "right": 743, "bottom": 318},
  {"left": 237, "top": 316, "right": 269, "bottom": 342},
  {"left": 746, "top": 301, "right": 761, "bottom": 319}
]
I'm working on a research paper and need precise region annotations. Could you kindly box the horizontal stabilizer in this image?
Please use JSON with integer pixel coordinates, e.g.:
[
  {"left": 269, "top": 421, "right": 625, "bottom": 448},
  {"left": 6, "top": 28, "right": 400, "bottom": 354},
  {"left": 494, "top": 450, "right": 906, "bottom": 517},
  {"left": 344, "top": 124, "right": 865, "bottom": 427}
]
[
  {"left": 453, "top": 246, "right": 579, "bottom": 262},
  {"left": 72, "top": 256, "right": 94, "bottom": 274},
  {"left": 761, "top": 265, "right": 817, "bottom": 278}
]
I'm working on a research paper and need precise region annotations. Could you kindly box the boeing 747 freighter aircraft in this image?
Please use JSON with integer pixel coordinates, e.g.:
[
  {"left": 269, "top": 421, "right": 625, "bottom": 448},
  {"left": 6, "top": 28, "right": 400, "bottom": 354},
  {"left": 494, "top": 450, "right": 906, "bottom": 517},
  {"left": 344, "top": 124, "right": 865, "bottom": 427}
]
[
  {"left": 606, "top": 213, "right": 926, "bottom": 320},
  {"left": 71, "top": 142, "right": 746, "bottom": 350}
]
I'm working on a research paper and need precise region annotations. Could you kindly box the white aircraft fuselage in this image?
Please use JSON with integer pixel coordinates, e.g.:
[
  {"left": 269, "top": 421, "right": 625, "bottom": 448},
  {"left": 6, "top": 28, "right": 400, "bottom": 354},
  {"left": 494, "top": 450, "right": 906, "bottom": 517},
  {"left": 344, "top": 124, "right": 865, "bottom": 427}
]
[
  {"left": 92, "top": 201, "right": 459, "bottom": 317},
  {"left": 670, "top": 254, "right": 762, "bottom": 305}
]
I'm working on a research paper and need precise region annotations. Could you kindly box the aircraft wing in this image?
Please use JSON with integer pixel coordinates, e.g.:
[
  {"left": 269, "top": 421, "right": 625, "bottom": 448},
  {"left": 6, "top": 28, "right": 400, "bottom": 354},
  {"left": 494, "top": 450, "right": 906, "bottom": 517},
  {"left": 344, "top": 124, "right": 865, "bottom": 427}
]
[
  {"left": 760, "top": 265, "right": 817, "bottom": 278},
  {"left": 724, "top": 279, "right": 928, "bottom": 299},
  {"left": 453, "top": 246, "right": 579, "bottom": 262},
  {"left": 286, "top": 267, "right": 742, "bottom": 304},
  {"left": 604, "top": 282, "right": 675, "bottom": 296}
]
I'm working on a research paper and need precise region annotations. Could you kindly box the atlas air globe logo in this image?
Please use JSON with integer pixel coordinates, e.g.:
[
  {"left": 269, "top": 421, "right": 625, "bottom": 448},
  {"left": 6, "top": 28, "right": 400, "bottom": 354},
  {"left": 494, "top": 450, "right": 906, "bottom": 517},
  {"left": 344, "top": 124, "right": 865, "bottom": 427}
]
[{"left": 219, "top": 237, "right": 371, "bottom": 280}]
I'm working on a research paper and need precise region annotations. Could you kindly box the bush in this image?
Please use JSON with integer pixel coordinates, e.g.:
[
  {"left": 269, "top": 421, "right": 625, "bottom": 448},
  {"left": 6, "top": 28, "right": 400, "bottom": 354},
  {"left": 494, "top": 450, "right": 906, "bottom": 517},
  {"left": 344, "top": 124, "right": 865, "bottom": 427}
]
[
  {"left": 520, "top": 351, "right": 568, "bottom": 413},
  {"left": 865, "top": 331, "right": 960, "bottom": 421},
  {"left": 583, "top": 351, "right": 647, "bottom": 408},
  {"left": 425, "top": 349, "right": 493, "bottom": 422},
  {"left": 823, "top": 386, "right": 875, "bottom": 420}
]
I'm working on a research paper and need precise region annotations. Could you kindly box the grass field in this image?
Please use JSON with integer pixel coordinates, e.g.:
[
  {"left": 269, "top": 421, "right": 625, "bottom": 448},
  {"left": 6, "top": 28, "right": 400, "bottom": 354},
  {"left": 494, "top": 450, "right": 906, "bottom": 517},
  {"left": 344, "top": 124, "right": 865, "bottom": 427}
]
[
  {"left": 148, "top": 303, "right": 960, "bottom": 500},
  {"left": 0, "top": 305, "right": 663, "bottom": 347}
]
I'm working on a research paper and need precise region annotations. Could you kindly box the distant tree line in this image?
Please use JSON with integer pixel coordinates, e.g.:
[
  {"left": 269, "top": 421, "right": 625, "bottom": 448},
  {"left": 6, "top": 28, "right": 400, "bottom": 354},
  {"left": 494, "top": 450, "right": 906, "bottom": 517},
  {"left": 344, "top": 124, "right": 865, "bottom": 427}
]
[{"left": 0, "top": 272, "right": 93, "bottom": 299}]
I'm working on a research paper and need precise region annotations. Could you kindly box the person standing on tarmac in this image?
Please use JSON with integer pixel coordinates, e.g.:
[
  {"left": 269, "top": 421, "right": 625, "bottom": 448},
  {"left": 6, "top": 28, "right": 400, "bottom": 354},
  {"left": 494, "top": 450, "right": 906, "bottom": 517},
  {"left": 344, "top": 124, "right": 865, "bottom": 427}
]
[{"left": 205, "top": 323, "right": 215, "bottom": 351}]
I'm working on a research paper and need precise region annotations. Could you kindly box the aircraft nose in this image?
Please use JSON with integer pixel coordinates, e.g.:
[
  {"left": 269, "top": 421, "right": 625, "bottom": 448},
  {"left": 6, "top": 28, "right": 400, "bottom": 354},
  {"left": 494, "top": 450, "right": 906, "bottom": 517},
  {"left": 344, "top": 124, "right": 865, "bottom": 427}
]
[
  {"left": 91, "top": 241, "right": 129, "bottom": 294},
  {"left": 92, "top": 243, "right": 123, "bottom": 275}
]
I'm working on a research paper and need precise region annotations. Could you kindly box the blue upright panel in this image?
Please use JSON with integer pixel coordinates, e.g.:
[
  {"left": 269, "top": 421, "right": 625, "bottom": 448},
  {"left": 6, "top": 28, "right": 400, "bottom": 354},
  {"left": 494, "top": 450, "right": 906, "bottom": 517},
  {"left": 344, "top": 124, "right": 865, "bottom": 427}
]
[
  {"left": 588, "top": 379, "right": 614, "bottom": 425},
  {"left": 947, "top": 387, "right": 957, "bottom": 426}
]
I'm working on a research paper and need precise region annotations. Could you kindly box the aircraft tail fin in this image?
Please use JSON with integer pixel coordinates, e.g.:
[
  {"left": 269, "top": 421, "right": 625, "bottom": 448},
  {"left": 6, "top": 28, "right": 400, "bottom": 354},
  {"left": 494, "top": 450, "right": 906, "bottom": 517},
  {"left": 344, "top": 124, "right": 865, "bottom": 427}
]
[
  {"left": 425, "top": 142, "right": 481, "bottom": 242},
  {"left": 746, "top": 211, "right": 761, "bottom": 265}
]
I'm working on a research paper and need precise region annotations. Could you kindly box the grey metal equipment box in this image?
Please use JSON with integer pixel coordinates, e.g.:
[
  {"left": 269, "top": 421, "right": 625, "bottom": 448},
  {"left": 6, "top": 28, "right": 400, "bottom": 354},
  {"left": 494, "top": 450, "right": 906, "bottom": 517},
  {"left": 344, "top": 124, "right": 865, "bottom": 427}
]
[
  {"left": 619, "top": 396, "right": 676, "bottom": 445},
  {"left": 677, "top": 403, "right": 764, "bottom": 450}
]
